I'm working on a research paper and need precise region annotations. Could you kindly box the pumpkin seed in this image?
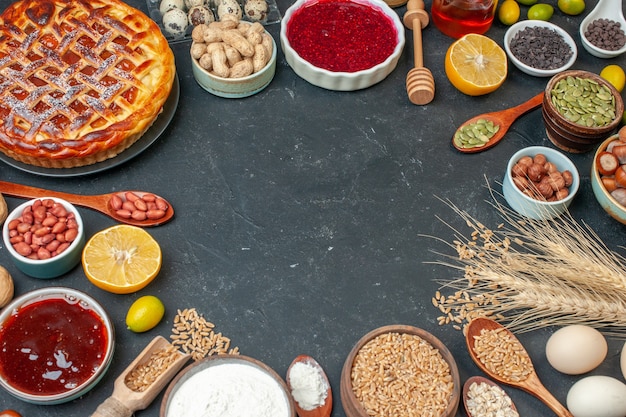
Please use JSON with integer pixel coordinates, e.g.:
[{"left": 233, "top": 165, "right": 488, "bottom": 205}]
[
  {"left": 454, "top": 119, "right": 500, "bottom": 149},
  {"left": 550, "top": 76, "right": 616, "bottom": 127}
]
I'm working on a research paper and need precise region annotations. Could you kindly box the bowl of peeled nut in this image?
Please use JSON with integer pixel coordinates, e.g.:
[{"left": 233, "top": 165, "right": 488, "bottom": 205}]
[
  {"left": 190, "top": 15, "right": 276, "bottom": 98},
  {"left": 502, "top": 146, "right": 579, "bottom": 220},
  {"left": 542, "top": 70, "right": 624, "bottom": 153},
  {"left": 2, "top": 197, "right": 85, "bottom": 279},
  {"left": 340, "top": 325, "right": 460, "bottom": 417}
]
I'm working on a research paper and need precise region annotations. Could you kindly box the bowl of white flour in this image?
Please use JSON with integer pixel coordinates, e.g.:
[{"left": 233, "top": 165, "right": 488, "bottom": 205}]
[{"left": 160, "top": 354, "right": 296, "bottom": 417}]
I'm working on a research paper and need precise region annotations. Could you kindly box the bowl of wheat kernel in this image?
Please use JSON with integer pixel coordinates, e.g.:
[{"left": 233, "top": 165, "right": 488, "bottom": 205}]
[{"left": 340, "top": 325, "right": 460, "bottom": 417}]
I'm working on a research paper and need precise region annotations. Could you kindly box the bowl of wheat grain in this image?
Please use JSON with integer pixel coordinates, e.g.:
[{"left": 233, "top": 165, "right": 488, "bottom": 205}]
[{"left": 340, "top": 325, "right": 460, "bottom": 417}]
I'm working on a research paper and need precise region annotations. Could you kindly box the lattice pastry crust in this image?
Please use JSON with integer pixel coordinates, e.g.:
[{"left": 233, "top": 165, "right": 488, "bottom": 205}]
[{"left": 0, "top": 0, "right": 176, "bottom": 168}]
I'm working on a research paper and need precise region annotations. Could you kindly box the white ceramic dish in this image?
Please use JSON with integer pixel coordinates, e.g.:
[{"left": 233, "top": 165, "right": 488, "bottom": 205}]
[
  {"left": 502, "top": 146, "right": 580, "bottom": 220},
  {"left": 0, "top": 287, "right": 114, "bottom": 405},
  {"left": 579, "top": 0, "right": 626, "bottom": 59},
  {"left": 280, "top": 0, "right": 405, "bottom": 91},
  {"left": 191, "top": 28, "right": 277, "bottom": 98},
  {"left": 504, "top": 20, "right": 577, "bottom": 77}
]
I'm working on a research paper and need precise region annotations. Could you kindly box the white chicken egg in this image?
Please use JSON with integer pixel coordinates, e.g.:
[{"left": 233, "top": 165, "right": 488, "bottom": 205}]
[
  {"left": 619, "top": 343, "right": 626, "bottom": 379},
  {"left": 159, "top": 0, "right": 185, "bottom": 15},
  {"left": 567, "top": 376, "right": 626, "bottom": 417},
  {"left": 162, "top": 8, "right": 189, "bottom": 36},
  {"left": 545, "top": 325, "right": 607, "bottom": 375}
]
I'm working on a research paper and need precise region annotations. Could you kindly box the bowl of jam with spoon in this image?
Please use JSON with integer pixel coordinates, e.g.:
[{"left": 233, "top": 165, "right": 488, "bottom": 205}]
[{"left": 0, "top": 287, "right": 114, "bottom": 404}]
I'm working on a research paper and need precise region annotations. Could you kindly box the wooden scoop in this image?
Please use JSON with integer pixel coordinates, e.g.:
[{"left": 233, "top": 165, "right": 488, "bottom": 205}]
[
  {"left": 90, "top": 336, "right": 190, "bottom": 417},
  {"left": 465, "top": 318, "right": 574, "bottom": 417},
  {"left": 453, "top": 92, "right": 544, "bottom": 153},
  {"left": 286, "top": 355, "right": 333, "bottom": 417},
  {"left": 0, "top": 180, "right": 174, "bottom": 227},
  {"left": 403, "top": 0, "right": 435, "bottom": 105}
]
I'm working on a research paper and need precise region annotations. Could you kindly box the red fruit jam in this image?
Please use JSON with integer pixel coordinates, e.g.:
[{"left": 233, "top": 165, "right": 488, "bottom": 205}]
[
  {"left": 0, "top": 297, "right": 108, "bottom": 396},
  {"left": 286, "top": 0, "right": 398, "bottom": 72}
]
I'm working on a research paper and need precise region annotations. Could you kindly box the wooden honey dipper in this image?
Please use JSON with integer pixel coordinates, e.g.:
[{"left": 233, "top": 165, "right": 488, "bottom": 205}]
[{"left": 403, "top": 0, "right": 435, "bottom": 105}]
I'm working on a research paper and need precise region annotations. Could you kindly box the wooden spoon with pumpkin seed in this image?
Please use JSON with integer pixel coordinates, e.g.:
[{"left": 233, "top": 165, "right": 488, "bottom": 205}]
[{"left": 453, "top": 92, "right": 544, "bottom": 153}]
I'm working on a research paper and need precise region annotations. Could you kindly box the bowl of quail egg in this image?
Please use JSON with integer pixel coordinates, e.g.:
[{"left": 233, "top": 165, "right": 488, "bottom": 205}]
[{"left": 152, "top": 0, "right": 277, "bottom": 42}]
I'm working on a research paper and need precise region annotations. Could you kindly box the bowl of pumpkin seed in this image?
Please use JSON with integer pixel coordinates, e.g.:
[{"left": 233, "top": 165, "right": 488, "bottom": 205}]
[{"left": 542, "top": 70, "right": 624, "bottom": 153}]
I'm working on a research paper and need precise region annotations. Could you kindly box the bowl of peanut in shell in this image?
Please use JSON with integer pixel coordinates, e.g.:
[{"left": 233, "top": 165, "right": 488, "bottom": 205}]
[
  {"left": 340, "top": 325, "right": 460, "bottom": 417},
  {"left": 190, "top": 15, "right": 276, "bottom": 98},
  {"left": 542, "top": 70, "right": 624, "bottom": 153}
]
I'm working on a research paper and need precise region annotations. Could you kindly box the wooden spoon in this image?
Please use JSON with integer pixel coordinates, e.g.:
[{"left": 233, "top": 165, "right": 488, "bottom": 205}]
[
  {"left": 0, "top": 180, "right": 174, "bottom": 227},
  {"left": 286, "top": 355, "right": 333, "bottom": 417},
  {"left": 453, "top": 92, "right": 544, "bottom": 153},
  {"left": 463, "top": 376, "right": 518, "bottom": 416},
  {"left": 90, "top": 336, "right": 190, "bottom": 417},
  {"left": 465, "top": 318, "right": 573, "bottom": 417}
]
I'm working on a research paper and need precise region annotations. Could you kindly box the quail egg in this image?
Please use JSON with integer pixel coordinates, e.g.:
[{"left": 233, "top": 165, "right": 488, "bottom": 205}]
[
  {"left": 217, "top": 0, "right": 242, "bottom": 19},
  {"left": 188, "top": 5, "right": 215, "bottom": 26},
  {"left": 159, "top": 0, "right": 185, "bottom": 14},
  {"left": 244, "top": 0, "right": 268, "bottom": 21},
  {"left": 185, "top": 0, "right": 207, "bottom": 8},
  {"left": 162, "top": 7, "right": 189, "bottom": 36}
]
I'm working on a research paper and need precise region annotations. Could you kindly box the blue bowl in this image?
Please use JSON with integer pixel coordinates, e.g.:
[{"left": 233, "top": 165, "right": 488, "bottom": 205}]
[
  {"left": 2, "top": 198, "right": 85, "bottom": 279},
  {"left": 503, "top": 146, "right": 580, "bottom": 220}
]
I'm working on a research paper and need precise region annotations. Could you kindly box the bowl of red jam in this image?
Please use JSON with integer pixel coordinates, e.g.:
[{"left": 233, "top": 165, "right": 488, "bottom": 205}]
[
  {"left": 280, "top": 0, "right": 405, "bottom": 91},
  {"left": 2, "top": 197, "right": 85, "bottom": 279},
  {"left": 0, "top": 287, "right": 114, "bottom": 404}
]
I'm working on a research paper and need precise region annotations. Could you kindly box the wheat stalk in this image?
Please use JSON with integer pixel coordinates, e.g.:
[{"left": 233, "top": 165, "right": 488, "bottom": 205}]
[{"left": 424, "top": 184, "right": 626, "bottom": 338}]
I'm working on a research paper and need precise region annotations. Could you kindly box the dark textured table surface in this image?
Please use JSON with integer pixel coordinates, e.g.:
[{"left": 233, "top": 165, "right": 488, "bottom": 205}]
[{"left": 0, "top": 0, "right": 625, "bottom": 415}]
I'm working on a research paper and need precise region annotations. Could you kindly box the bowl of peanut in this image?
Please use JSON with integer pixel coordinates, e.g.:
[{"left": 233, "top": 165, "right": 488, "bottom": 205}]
[
  {"left": 502, "top": 146, "right": 579, "bottom": 220},
  {"left": 2, "top": 197, "right": 85, "bottom": 279},
  {"left": 190, "top": 15, "right": 276, "bottom": 98},
  {"left": 340, "top": 325, "right": 460, "bottom": 417}
]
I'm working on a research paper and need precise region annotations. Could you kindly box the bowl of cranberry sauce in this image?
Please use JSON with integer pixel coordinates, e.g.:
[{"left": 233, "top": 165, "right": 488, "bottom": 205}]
[
  {"left": 280, "top": 0, "right": 405, "bottom": 91},
  {"left": 0, "top": 287, "right": 114, "bottom": 404}
]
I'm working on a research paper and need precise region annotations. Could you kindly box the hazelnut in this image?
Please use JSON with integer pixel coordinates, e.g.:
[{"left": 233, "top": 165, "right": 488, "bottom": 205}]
[
  {"left": 562, "top": 170, "right": 574, "bottom": 187},
  {"left": 533, "top": 153, "right": 547, "bottom": 166},
  {"left": 0, "top": 265, "right": 13, "bottom": 308},
  {"left": 547, "top": 171, "right": 566, "bottom": 191},
  {"left": 511, "top": 162, "right": 528, "bottom": 177},
  {"left": 526, "top": 163, "right": 546, "bottom": 182},
  {"left": 534, "top": 177, "right": 554, "bottom": 199}
]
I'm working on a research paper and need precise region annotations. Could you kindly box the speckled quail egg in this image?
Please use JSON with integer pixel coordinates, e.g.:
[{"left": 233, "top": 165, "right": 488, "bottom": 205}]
[
  {"left": 188, "top": 5, "right": 215, "bottom": 26},
  {"left": 244, "top": 0, "right": 268, "bottom": 21},
  {"left": 162, "top": 8, "right": 189, "bottom": 36},
  {"left": 217, "top": 0, "right": 242, "bottom": 19},
  {"left": 185, "top": 0, "right": 207, "bottom": 8},
  {"left": 159, "top": 0, "right": 185, "bottom": 15}
]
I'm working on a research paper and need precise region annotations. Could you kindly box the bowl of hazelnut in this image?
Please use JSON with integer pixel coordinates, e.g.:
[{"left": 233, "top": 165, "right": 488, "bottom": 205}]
[
  {"left": 2, "top": 197, "right": 84, "bottom": 279},
  {"left": 190, "top": 15, "right": 276, "bottom": 98},
  {"left": 502, "top": 146, "right": 580, "bottom": 220},
  {"left": 591, "top": 127, "right": 626, "bottom": 224}
]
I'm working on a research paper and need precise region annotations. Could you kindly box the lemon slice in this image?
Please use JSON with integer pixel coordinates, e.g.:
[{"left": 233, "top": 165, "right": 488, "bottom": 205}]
[
  {"left": 82, "top": 225, "right": 162, "bottom": 294},
  {"left": 445, "top": 34, "right": 507, "bottom": 96}
]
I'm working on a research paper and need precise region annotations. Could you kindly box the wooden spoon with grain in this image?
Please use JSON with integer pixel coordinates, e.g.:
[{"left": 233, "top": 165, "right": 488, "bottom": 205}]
[
  {"left": 465, "top": 318, "right": 573, "bottom": 417},
  {"left": 90, "top": 336, "right": 190, "bottom": 417}
]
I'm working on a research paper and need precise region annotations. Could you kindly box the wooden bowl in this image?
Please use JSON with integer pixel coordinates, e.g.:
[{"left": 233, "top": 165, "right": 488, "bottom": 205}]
[
  {"left": 542, "top": 70, "right": 623, "bottom": 153},
  {"left": 340, "top": 325, "right": 460, "bottom": 417}
]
